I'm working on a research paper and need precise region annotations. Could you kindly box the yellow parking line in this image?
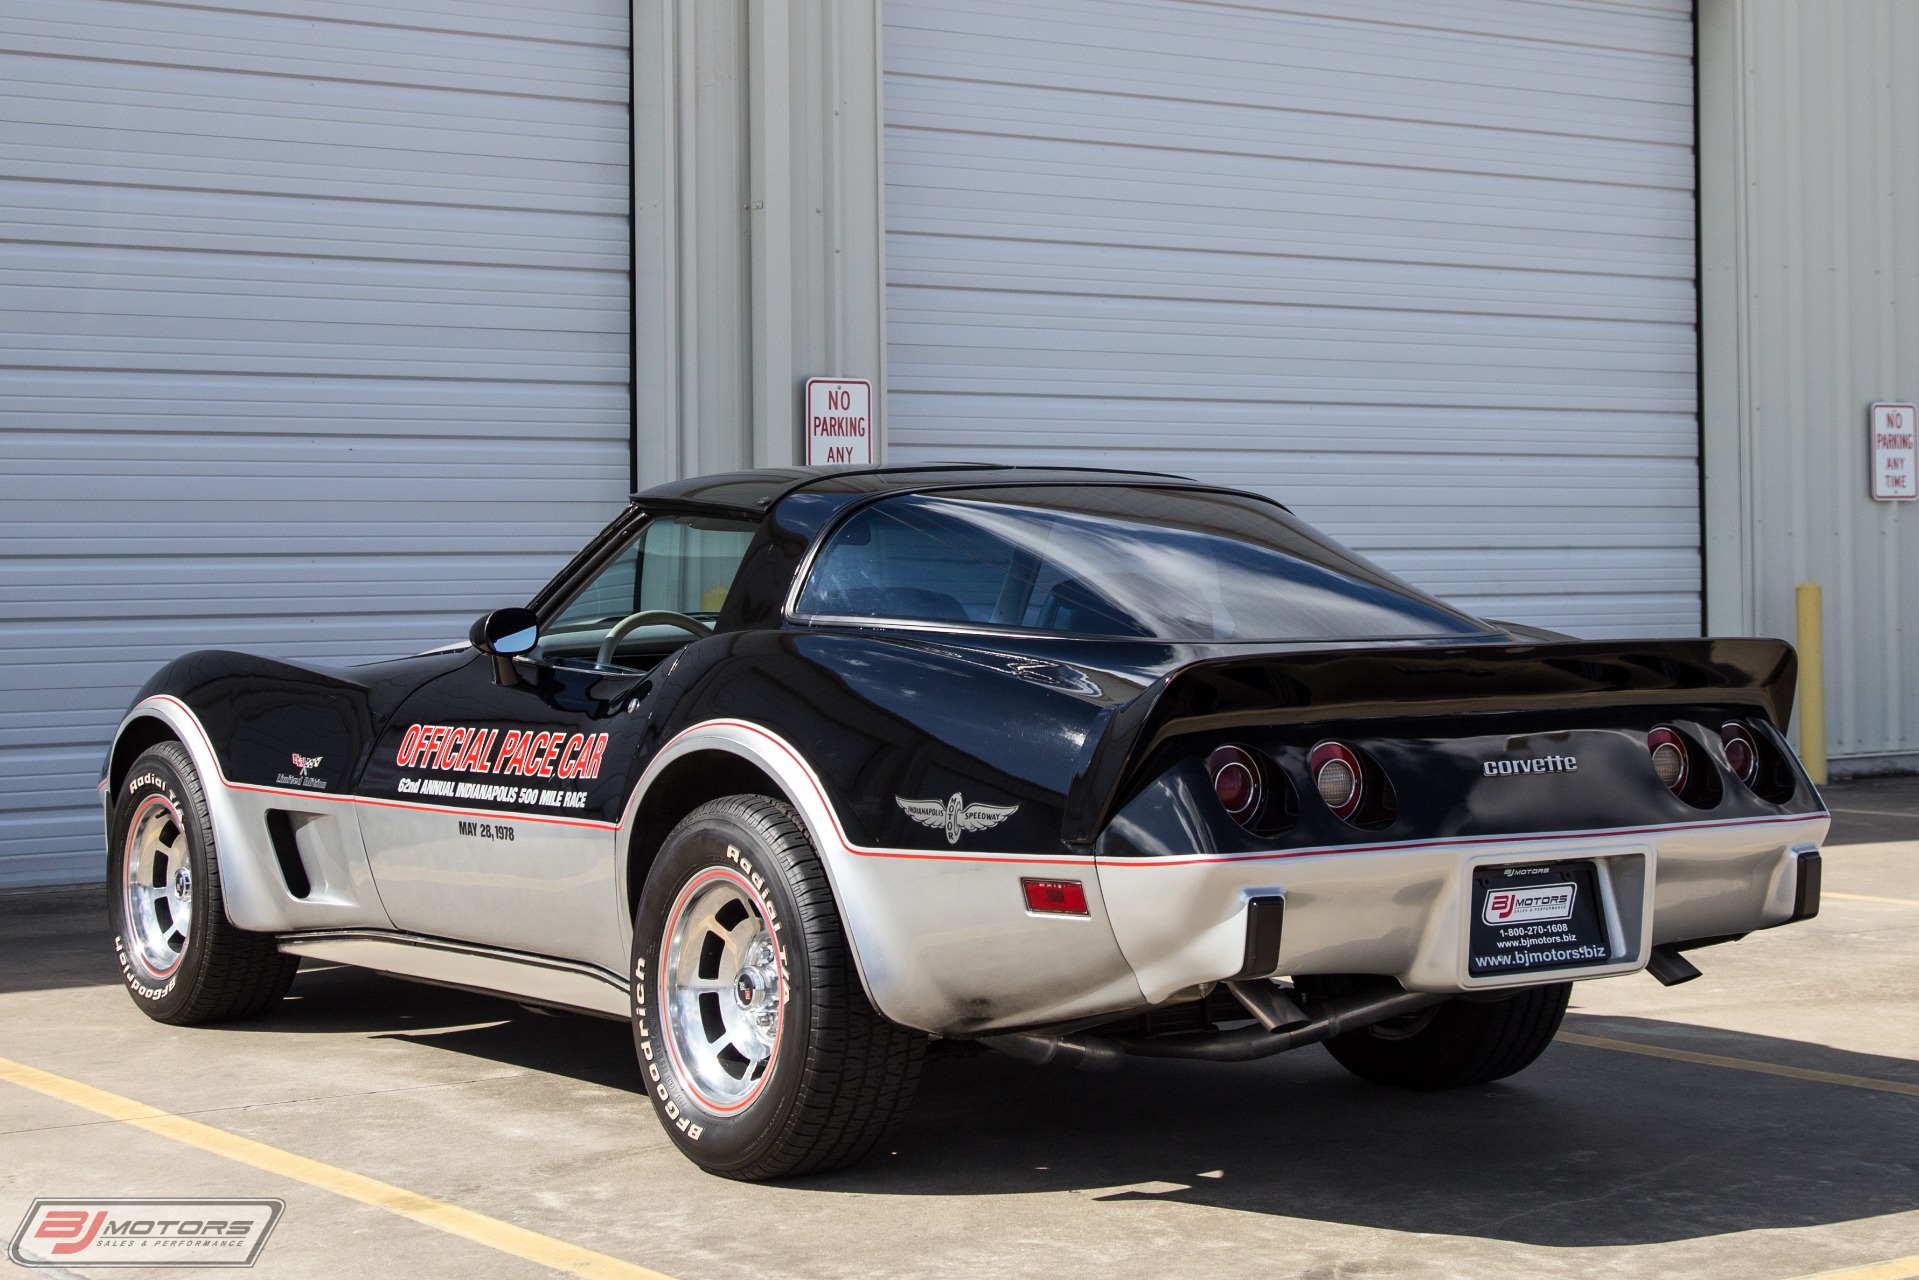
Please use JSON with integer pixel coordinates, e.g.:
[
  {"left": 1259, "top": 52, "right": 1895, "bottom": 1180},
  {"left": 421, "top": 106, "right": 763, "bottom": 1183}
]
[
  {"left": 1558, "top": 1033, "right": 1919, "bottom": 1099},
  {"left": 1825, "top": 891, "right": 1919, "bottom": 908},
  {"left": 0, "top": 1055, "right": 673, "bottom": 1280},
  {"left": 1790, "top": 1256, "right": 1919, "bottom": 1280}
]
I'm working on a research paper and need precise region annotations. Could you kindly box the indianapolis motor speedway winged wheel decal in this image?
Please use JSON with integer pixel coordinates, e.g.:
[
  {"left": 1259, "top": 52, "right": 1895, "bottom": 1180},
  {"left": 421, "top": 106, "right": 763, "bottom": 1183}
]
[{"left": 896, "top": 793, "right": 1019, "bottom": 845}]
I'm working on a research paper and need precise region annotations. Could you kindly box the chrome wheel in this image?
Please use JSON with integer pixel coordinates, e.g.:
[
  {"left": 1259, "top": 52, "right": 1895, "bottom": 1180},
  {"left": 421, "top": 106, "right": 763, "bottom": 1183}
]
[
  {"left": 661, "top": 874, "right": 783, "bottom": 1112},
  {"left": 123, "top": 796, "right": 193, "bottom": 979}
]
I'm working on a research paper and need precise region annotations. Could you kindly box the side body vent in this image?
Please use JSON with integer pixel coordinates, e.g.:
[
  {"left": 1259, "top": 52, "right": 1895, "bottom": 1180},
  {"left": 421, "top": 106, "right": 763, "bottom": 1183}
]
[{"left": 263, "top": 809, "right": 313, "bottom": 899}]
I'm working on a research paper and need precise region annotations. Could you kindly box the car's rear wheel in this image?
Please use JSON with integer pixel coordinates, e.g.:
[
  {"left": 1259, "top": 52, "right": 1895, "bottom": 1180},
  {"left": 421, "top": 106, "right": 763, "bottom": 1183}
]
[
  {"left": 1306, "top": 978, "right": 1571, "bottom": 1090},
  {"left": 108, "top": 741, "right": 299, "bottom": 1024},
  {"left": 631, "top": 795, "right": 924, "bottom": 1180}
]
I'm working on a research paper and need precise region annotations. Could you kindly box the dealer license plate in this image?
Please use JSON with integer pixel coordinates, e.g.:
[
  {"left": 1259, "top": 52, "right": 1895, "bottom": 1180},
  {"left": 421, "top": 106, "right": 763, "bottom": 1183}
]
[{"left": 1469, "top": 860, "right": 1615, "bottom": 978}]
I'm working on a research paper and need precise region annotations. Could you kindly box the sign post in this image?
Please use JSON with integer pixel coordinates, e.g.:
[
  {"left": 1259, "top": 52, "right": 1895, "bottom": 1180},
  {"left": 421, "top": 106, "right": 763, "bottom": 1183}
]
[
  {"left": 1870, "top": 402, "right": 1917, "bottom": 501},
  {"left": 804, "top": 378, "right": 874, "bottom": 466}
]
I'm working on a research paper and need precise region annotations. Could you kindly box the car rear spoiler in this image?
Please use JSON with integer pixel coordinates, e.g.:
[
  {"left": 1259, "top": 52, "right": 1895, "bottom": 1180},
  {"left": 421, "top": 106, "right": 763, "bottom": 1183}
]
[{"left": 1060, "top": 637, "right": 1798, "bottom": 846}]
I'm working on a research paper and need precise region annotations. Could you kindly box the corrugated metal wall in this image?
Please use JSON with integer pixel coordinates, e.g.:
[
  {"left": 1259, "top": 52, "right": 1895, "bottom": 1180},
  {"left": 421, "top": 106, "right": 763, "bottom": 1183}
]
[
  {"left": 0, "top": 0, "right": 631, "bottom": 887},
  {"left": 1702, "top": 0, "right": 1919, "bottom": 771},
  {"left": 633, "top": 0, "right": 888, "bottom": 485},
  {"left": 882, "top": 0, "right": 1699, "bottom": 641}
]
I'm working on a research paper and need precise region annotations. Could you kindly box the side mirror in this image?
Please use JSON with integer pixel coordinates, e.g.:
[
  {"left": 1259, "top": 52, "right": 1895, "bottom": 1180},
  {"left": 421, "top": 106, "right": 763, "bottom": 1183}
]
[
  {"left": 470, "top": 608, "right": 539, "bottom": 687},
  {"left": 470, "top": 607, "right": 539, "bottom": 656}
]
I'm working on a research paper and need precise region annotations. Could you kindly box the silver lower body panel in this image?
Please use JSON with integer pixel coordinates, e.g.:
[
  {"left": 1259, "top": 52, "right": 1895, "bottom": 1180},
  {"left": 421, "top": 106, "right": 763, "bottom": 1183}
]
[
  {"left": 279, "top": 930, "right": 630, "bottom": 1020},
  {"left": 1098, "top": 814, "right": 1830, "bottom": 1005}
]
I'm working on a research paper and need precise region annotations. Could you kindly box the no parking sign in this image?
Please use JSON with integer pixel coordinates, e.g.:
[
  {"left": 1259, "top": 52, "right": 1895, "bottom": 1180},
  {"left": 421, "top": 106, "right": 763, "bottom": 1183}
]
[
  {"left": 1871, "top": 404, "right": 1917, "bottom": 501},
  {"left": 804, "top": 378, "right": 873, "bottom": 466}
]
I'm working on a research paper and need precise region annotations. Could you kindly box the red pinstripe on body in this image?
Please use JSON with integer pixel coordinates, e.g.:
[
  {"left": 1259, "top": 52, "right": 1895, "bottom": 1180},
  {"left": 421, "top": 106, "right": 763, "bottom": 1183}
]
[
  {"left": 637, "top": 719, "right": 1828, "bottom": 869},
  {"left": 132, "top": 695, "right": 617, "bottom": 832},
  {"left": 125, "top": 697, "right": 1829, "bottom": 869}
]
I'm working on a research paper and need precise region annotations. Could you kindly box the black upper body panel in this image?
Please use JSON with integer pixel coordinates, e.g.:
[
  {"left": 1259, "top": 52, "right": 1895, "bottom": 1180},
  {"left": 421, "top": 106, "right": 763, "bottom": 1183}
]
[
  {"left": 115, "top": 467, "right": 1823, "bottom": 860},
  {"left": 119, "top": 647, "right": 474, "bottom": 799}
]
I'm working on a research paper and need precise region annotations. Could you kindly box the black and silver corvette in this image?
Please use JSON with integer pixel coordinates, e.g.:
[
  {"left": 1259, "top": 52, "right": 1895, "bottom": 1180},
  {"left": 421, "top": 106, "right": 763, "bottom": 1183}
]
[{"left": 102, "top": 465, "right": 1828, "bottom": 1178}]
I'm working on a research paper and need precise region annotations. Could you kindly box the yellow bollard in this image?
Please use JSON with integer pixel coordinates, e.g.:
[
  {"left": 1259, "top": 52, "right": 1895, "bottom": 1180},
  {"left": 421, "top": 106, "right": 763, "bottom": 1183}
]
[{"left": 1795, "top": 581, "right": 1827, "bottom": 785}]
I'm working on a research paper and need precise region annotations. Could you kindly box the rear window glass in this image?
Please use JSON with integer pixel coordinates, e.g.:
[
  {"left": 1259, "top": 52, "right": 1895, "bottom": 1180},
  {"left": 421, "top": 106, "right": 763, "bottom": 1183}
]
[{"left": 792, "top": 486, "right": 1488, "bottom": 643}]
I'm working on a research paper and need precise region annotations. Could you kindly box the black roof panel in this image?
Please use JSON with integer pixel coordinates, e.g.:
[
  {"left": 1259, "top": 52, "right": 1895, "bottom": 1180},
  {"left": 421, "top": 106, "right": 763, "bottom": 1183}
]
[
  {"left": 633, "top": 463, "right": 1199, "bottom": 513},
  {"left": 633, "top": 467, "right": 820, "bottom": 511}
]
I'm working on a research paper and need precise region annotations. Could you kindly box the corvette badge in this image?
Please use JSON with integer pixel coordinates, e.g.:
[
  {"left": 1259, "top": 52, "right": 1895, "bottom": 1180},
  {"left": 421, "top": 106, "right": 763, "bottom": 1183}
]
[
  {"left": 896, "top": 793, "right": 1019, "bottom": 845},
  {"left": 277, "top": 753, "right": 329, "bottom": 790},
  {"left": 1481, "top": 753, "right": 1578, "bottom": 777}
]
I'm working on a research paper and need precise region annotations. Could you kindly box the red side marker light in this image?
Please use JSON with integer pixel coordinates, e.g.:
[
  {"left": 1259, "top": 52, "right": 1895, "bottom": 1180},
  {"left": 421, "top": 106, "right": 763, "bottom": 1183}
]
[{"left": 1022, "top": 878, "right": 1089, "bottom": 916}]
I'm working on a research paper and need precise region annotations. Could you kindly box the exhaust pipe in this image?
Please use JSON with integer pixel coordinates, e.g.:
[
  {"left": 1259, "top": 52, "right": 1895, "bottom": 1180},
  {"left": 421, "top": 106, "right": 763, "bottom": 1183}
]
[
  {"left": 977, "top": 1030, "right": 1124, "bottom": 1072},
  {"left": 1114, "top": 985, "right": 1443, "bottom": 1062},
  {"left": 980, "top": 983, "right": 1445, "bottom": 1069}
]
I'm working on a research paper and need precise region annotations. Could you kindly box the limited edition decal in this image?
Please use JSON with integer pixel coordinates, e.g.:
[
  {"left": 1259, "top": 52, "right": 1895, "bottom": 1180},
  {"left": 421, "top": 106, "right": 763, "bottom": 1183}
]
[{"left": 274, "top": 753, "right": 329, "bottom": 790}]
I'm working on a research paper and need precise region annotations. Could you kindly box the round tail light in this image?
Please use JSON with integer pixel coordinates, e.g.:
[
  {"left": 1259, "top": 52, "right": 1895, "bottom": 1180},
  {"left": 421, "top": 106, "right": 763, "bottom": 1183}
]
[
  {"left": 1647, "top": 727, "right": 1690, "bottom": 794},
  {"left": 1720, "top": 722, "right": 1761, "bottom": 787},
  {"left": 1310, "top": 742, "right": 1365, "bottom": 821},
  {"left": 1207, "top": 745, "right": 1263, "bottom": 822}
]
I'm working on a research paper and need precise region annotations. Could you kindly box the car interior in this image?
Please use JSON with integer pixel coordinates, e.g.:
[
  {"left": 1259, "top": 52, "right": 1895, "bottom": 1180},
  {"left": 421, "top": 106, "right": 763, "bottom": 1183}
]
[{"left": 530, "top": 513, "right": 759, "bottom": 674}]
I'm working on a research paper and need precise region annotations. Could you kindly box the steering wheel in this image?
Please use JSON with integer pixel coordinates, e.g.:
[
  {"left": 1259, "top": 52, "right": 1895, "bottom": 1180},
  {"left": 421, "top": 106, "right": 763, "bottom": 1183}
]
[{"left": 596, "top": 610, "right": 713, "bottom": 666}]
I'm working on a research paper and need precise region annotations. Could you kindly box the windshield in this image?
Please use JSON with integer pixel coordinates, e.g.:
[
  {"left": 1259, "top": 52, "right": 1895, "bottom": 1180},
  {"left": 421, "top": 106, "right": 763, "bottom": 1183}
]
[{"left": 793, "top": 486, "right": 1488, "bottom": 643}]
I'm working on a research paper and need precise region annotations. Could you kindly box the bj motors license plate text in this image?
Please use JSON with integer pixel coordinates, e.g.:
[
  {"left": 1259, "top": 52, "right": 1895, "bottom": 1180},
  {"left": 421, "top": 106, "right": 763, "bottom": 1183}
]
[
  {"left": 9, "top": 1199, "right": 282, "bottom": 1268},
  {"left": 1483, "top": 882, "right": 1576, "bottom": 925},
  {"left": 1468, "top": 860, "right": 1614, "bottom": 978}
]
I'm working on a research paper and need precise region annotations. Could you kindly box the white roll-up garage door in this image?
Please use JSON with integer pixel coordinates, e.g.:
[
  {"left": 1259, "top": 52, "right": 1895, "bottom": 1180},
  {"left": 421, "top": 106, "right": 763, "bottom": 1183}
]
[
  {"left": 0, "top": 0, "right": 629, "bottom": 886},
  {"left": 883, "top": 0, "right": 1697, "bottom": 639}
]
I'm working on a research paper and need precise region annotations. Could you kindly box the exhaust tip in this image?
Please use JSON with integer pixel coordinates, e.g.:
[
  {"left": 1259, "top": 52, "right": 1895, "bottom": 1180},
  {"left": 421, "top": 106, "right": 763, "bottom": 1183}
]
[{"left": 1645, "top": 944, "right": 1703, "bottom": 986}]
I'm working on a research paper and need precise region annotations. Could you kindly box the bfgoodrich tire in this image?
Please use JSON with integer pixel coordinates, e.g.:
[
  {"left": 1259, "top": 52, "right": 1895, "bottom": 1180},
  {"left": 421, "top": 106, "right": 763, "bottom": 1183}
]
[
  {"left": 107, "top": 742, "right": 300, "bottom": 1024},
  {"left": 1310, "top": 980, "right": 1572, "bottom": 1090},
  {"left": 631, "top": 795, "right": 924, "bottom": 1180}
]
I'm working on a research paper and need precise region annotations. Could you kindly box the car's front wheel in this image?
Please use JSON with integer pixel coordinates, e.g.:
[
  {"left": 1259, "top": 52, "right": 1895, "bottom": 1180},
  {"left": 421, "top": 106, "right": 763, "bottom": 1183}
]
[
  {"left": 1306, "top": 978, "right": 1571, "bottom": 1090},
  {"left": 107, "top": 741, "right": 300, "bottom": 1024},
  {"left": 631, "top": 795, "right": 924, "bottom": 1179}
]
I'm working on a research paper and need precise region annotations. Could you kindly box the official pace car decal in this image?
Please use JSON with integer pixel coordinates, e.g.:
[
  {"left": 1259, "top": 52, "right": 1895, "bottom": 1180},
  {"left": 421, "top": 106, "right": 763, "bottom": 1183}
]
[
  {"left": 392, "top": 722, "right": 610, "bottom": 811},
  {"left": 896, "top": 793, "right": 1019, "bottom": 845}
]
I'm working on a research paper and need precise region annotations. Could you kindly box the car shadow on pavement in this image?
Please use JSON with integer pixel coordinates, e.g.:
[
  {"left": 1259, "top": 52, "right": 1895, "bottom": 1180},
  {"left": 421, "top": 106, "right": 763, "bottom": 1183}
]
[
  {"left": 270, "top": 961, "right": 645, "bottom": 1093},
  {"left": 14, "top": 903, "right": 1916, "bottom": 1250},
  {"left": 807, "top": 1010, "right": 1919, "bottom": 1248},
  {"left": 257, "top": 966, "right": 1919, "bottom": 1248}
]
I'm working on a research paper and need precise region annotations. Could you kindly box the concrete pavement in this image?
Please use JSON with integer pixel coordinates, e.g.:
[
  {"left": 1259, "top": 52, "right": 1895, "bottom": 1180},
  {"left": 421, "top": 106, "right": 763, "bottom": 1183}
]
[{"left": 3, "top": 777, "right": 1916, "bottom": 1279}]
